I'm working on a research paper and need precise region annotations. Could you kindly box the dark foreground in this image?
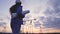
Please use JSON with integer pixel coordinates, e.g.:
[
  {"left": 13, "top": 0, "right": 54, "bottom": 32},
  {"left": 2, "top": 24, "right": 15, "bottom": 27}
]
[{"left": 0, "top": 33, "right": 60, "bottom": 34}]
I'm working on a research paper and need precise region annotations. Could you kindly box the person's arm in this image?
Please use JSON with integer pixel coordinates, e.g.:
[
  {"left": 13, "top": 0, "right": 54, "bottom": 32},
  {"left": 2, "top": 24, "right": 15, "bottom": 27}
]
[
  {"left": 10, "top": 5, "right": 17, "bottom": 18},
  {"left": 16, "top": 6, "right": 25, "bottom": 18},
  {"left": 22, "top": 10, "right": 30, "bottom": 15}
]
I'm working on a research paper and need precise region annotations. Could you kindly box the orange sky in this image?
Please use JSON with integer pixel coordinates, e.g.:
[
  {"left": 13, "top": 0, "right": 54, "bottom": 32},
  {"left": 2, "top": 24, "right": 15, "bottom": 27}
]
[
  {"left": 0, "top": 23, "right": 60, "bottom": 33},
  {"left": 0, "top": 0, "right": 60, "bottom": 33}
]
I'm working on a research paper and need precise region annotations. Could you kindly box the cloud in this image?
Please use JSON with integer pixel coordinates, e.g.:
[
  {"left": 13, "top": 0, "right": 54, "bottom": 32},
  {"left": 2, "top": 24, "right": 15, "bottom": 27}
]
[
  {"left": 34, "top": 20, "right": 41, "bottom": 28},
  {"left": 40, "top": 0, "right": 60, "bottom": 29},
  {"left": 0, "top": 22, "right": 6, "bottom": 27},
  {"left": 21, "top": 0, "right": 60, "bottom": 29},
  {"left": 44, "top": 0, "right": 60, "bottom": 16},
  {"left": 0, "top": 0, "right": 60, "bottom": 30},
  {"left": 42, "top": 17, "right": 60, "bottom": 28}
]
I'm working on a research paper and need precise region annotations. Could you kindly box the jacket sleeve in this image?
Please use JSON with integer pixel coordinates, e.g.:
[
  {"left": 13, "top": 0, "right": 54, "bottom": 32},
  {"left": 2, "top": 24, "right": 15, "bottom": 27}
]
[{"left": 16, "top": 6, "right": 25, "bottom": 18}]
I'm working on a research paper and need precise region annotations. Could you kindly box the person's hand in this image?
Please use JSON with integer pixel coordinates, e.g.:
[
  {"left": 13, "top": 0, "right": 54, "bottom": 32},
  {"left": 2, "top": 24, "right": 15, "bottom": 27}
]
[{"left": 22, "top": 10, "right": 30, "bottom": 15}]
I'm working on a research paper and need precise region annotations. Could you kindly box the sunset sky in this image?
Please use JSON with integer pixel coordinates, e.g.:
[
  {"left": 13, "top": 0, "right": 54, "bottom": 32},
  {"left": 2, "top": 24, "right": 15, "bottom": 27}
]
[{"left": 0, "top": 0, "right": 60, "bottom": 33}]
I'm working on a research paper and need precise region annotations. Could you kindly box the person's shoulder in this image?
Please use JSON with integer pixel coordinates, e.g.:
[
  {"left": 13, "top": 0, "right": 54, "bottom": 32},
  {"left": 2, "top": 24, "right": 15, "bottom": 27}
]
[
  {"left": 10, "top": 4, "right": 16, "bottom": 11},
  {"left": 10, "top": 4, "right": 16, "bottom": 9}
]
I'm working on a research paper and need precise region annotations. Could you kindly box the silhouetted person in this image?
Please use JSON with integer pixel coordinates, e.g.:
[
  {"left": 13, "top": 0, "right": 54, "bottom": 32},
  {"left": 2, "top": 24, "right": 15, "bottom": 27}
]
[
  {"left": 10, "top": 0, "right": 25, "bottom": 34},
  {"left": 10, "top": 0, "right": 30, "bottom": 34}
]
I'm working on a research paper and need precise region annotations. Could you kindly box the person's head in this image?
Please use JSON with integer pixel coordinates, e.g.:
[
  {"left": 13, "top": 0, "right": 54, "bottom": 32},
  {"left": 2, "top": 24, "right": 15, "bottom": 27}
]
[{"left": 15, "top": 0, "right": 22, "bottom": 5}]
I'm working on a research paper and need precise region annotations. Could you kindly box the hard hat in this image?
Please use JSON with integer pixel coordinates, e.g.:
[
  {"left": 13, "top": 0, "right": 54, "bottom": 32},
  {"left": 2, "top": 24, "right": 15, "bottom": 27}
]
[{"left": 16, "top": 0, "right": 21, "bottom": 3}]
